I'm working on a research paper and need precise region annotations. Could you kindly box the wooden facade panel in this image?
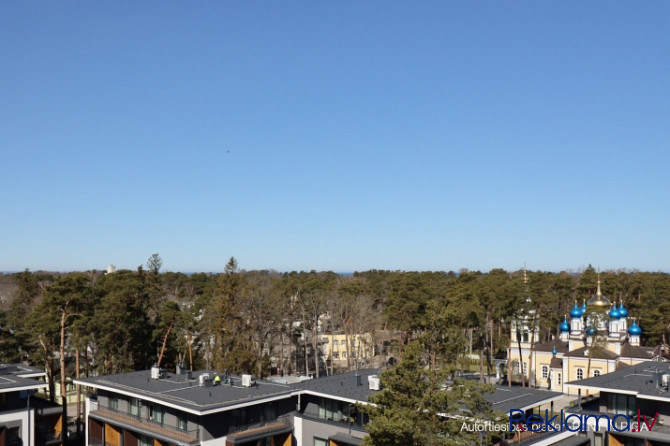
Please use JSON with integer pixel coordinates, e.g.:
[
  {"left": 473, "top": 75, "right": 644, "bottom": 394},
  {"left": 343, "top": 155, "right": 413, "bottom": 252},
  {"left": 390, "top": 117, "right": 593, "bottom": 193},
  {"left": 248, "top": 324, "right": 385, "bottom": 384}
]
[
  {"left": 90, "top": 418, "right": 104, "bottom": 442},
  {"left": 55, "top": 414, "right": 64, "bottom": 437},
  {"left": 279, "top": 433, "right": 292, "bottom": 446},
  {"left": 607, "top": 434, "right": 624, "bottom": 446},
  {"left": 105, "top": 423, "right": 121, "bottom": 446},
  {"left": 124, "top": 428, "right": 138, "bottom": 446}
]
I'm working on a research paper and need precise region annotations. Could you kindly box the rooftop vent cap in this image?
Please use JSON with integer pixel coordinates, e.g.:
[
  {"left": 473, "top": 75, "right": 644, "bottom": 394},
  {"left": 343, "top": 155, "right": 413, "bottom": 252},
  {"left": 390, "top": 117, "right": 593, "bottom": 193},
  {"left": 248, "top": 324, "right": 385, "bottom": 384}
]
[
  {"left": 368, "top": 375, "right": 381, "bottom": 391},
  {"left": 199, "top": 373, "right": 211, "bottom": 387},
  {"left": 241, "top": 374, "right": 255, "bottom": 387}
]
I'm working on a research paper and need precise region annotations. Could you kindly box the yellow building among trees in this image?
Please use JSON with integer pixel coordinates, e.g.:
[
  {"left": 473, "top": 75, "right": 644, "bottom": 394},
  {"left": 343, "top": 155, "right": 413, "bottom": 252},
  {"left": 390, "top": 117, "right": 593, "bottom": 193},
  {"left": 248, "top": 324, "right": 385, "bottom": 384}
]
[{"left": 321, "top": 332, "right": 374, "bottom": 372}]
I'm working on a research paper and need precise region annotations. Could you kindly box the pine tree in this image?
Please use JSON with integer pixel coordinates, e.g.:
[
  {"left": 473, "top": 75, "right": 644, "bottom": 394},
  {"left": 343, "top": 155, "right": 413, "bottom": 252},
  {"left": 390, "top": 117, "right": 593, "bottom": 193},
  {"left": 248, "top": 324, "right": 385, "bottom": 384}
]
[{"left": 361, "top": 342, "right": 496, "bottom": 446}]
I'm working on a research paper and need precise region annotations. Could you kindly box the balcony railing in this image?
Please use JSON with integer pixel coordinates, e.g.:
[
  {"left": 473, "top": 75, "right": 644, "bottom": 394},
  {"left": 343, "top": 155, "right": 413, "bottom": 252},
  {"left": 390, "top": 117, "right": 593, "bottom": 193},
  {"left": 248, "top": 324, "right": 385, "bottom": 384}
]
[
  {"left": 227, "top": 414, "right": 293, "bottom": 435},
  {"left": 297, "top": 411, "right": 367, "bottom": 433},
  {"left": 89, "top": 406, "right": 199, "bottom": 444}
]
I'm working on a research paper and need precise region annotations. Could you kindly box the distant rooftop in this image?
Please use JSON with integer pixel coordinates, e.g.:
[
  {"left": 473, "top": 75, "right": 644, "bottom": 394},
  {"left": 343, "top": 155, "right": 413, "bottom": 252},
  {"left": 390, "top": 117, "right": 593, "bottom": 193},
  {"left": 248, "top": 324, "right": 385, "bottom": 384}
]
[
  {"left": 0, "top": 363, "right": 47, "bottom": 393},
  {"left": 0, "top": 363, "right": 45, "bottom": 377},
  {"left": 566, "top": 360, "right": 670, "bottom": 402}
]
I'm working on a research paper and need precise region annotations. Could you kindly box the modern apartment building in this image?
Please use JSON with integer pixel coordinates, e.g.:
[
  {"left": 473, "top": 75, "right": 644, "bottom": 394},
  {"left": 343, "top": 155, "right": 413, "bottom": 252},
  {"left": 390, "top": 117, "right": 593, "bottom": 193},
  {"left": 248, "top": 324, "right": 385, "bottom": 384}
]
[
  {"left": 564, "top": 360, "right": 670, "bottom": 446},
  {"left": 74, "top": 367, "right": 381, "bottom": 446},
  {"left": 74, "top": 365, "right": 575, "bottom": 446},
  {"left": 0, "top": 363, "right": 61, "bottom": 446}
]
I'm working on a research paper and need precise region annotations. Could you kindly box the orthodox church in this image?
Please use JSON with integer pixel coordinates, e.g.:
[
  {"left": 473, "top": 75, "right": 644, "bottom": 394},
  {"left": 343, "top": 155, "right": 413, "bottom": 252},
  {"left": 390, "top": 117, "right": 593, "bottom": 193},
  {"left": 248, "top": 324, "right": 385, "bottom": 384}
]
[{"left": 507, "top": 274, "right": 657, "bottom": 394}]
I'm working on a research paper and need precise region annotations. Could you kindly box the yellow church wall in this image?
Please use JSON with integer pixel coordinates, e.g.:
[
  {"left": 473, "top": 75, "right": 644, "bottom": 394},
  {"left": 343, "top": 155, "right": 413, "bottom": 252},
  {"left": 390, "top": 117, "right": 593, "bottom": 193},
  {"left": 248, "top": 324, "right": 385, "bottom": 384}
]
[
  {"left": 506, "top": 352, "right": 656, "bottom": 396},
  {"left": 507, "top": 349, "right": 557, "bottom": 387},
  {"left": 507, "top": 349, "right": 532, "bottom": 382},
  {"left": 506, "top": 347, "right": 634, "bottom": 389},
  {"left": 533, "top": 351, "right": 555, "bottom": 389},
  {"left": 603, "top": 342, "right": 620, "bottom": 355},
  {"left": 564, "top": 357, "right": 610, "bottom": 382}
]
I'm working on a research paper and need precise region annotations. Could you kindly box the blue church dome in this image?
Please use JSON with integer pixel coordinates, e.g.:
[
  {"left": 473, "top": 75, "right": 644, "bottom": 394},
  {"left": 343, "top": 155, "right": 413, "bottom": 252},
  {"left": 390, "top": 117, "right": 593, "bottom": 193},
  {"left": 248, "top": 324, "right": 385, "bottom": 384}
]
[
  {"left": 570, "top": 303, "right": 583, "bottom": 318},
  {"left": 585, "top": 326, "right": 595, "bottom": 336},
  {"left": 560, "top": 317, "right": 570, "bottom": 333},
  {"left": 609, "top": 306, "right": 621, "bottom": 319},
  {"left": 628, "top": 321, "right": 642, "bottom": 336},
  {"left": 619, "top": 302, "right": 628, "bottom": 318}
]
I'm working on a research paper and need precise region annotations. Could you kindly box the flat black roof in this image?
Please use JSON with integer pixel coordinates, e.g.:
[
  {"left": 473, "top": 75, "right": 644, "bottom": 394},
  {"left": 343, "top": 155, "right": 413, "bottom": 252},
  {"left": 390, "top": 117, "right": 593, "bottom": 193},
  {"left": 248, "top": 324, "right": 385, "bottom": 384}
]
[
  {"left": 485, "top": 386, "right": 563, "bottom": 413},
  {"left": 293, "top": 369, "right": 380, "bottom": 403},
  {"left": 76, "top": 368, "right": 566, "bottom": 416},
  {"left": 75, "top": 369, "right": 383, "bottom": 414},
  {"left": 75, "top": 370, "right": 295, "bottom": 414},
  {"left": 0, "top": 363, "right": 47, "bottom": 393},
  {"left": 0, "top": 363, "right": 46, "bottom": 377}
]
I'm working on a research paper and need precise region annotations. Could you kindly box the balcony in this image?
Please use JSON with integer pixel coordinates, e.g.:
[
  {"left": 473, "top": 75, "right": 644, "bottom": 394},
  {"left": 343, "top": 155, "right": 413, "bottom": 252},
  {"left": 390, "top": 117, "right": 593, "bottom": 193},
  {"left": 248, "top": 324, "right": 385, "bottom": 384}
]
[
  {"left": 297, "top": 411, "right": 367, "bottom": 434},
  {"left": 498, "top": 428, "right": 576, "bottom": 446},
  {"left": 89, "top": 406, "right": 199, "bottom": 445},
  {"left": 226, "top": 414, "right": 293, "bottom": 435},
  {"left": 225, "top": 419, "right": 293, "bottom": 445}
]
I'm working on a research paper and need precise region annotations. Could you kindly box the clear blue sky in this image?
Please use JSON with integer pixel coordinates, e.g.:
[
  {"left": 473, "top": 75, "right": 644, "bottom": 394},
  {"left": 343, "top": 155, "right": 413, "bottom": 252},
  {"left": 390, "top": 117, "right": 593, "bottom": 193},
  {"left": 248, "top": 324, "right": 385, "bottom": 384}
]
[{"left": 2, "top": 2, "right": 669, "bottom": 273}]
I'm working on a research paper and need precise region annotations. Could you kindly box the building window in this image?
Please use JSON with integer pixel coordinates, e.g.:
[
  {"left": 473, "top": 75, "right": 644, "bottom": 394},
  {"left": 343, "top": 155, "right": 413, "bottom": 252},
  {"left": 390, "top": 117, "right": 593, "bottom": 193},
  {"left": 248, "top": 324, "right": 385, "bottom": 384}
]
[
  {"left": 318, "top": 398, "right": 343, "bottom": 422},
  {"left": 109, "top": 396, "right": 118, "bottom": 411},
  {"left": 333, "top": 352, "right": 339, "bottom": 359},
  {"left": 129, "top": 397, "right": 139, "bottom": 416},
  {"left": 607, "top": 394, "right": 636, "bottom": 416},
  {"left": 594, "top": 433, "right": 604, "bottom": 446},
  {"left": 342, "top": 351, "right": 347, "bottom": 359},
  {"left": 140, "top": 435, "right": 152, "bottom": 446},
  {"left": 150, "top": 404, "right": 164, "bottom": 425},
  {"left": 557, "top": 373, "right": 562, "bottom": 385},
  {"left": 541, "top": 366, "right": 549, "bottom": 379},
  {"left": 314, "top": 439, "right": 328, "bottom": 446},
  {"left": 178, "top": 413, "right": 187, "bottom": 431},
  {"left": 523, "top": 362, "right": 528, "bottom": 375},
  {"left": 593, "top": 369, "right": 601, "bottom": 377},
  {"left": 513, "top": 361, "right": 520, "bottom": 374},
  {"left": 332, "top": 340, "right": 338, "bottom": 347},
  {"left": 576, "top": 368, "right": 584, "bottom": 380}
]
